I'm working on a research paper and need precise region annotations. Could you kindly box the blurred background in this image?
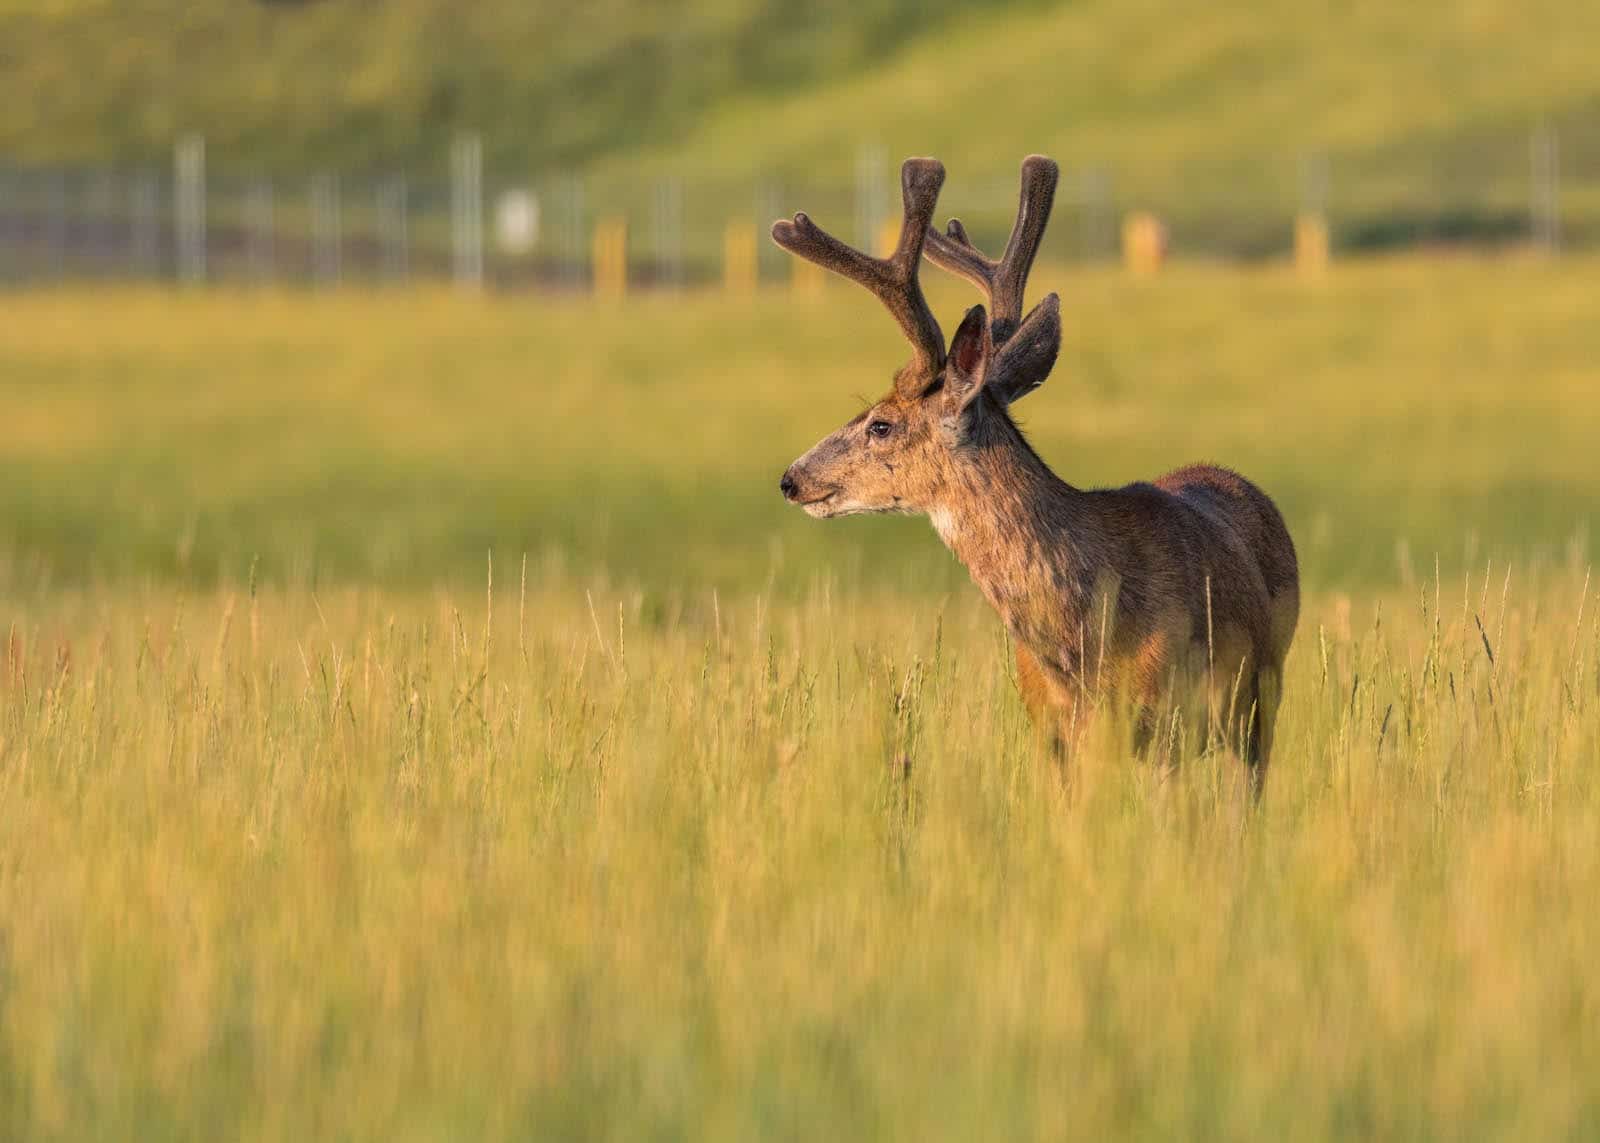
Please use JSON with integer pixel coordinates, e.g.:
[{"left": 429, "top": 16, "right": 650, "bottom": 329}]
[
  {"left": 8, "top": 7, "right": 1600, "bottom": 1138},
  {"left": 2, "top": 0, "right": 1598, "bottom": 594},
  {"left": 2, "top": 0, "right": 1598, "bottom": 284}
]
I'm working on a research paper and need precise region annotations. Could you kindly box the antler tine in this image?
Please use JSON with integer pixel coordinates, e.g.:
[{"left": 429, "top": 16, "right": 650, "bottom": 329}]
[
  {"left": 771, "top": 158, "right": 947, "bottom": 379},
  {"left": 924, "top": 155, "right": 1059, "bottom": 343}
]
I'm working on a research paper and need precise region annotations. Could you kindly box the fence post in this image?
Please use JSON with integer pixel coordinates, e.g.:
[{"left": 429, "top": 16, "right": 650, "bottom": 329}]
[
  {"left": 592, "top": 217, "right": 627, "bottom": 298},
  {"left": 378, "top": 176, "right": 409, "bottom": 285},
  {"left": 0, "top": 171, "right": 9, "bottom": 282},
  {"left": 175, "top": 135, "right": 206, "bottom": 284},
  {"left": 1121, "top": 212, "right": 1167, "bottom": 275},
  {"left": 723, "top": 221, "right": 757, "bottom": 296},
  {"left": 854, "top": 144, "right": 887, "bottom": 254},
  {"left": 875, "top": 217, "right": 902, "bottom": 259},
  {"left": 131, "top": 171, "right": 159, "bottom": 279},
  {"left": 247, "top": 180, "right": 274, "bottom": 285},
  {"left": 46, "top": 171, "right": 66, "bottom": 279},
  {"left": 310, "top": 174, "right": 340, "bottom": 288},
  {"left": 1296, "top": 152, "right": 1330, "bottom": 276},
  {"left": 87, "top": 171, "right": 116, "bottom": 274},
  {"left": 561, "top": 175, "right": 586, "bottom": 290},
  {"left": 1532, "top": 125, "right": 1561, "bottom": 255},
  {"left": 651, "top": 178, "right": 682, "bottom": 289},
  {"left": 1294, "top": 215, "right": 1329, "bottom": 276},
  {"left": 1078, "top": 167, "right": 1113, "bottom": 261},
  {"left": 791, "top": 258, "right": 824, "bottom": 298},
  {"left": 451, "top": 134, "right": 484, "bottom": 289},
  {"left": 755, "top": 181, "right": 784, "bottom": 288},
  {"left": 0, "top": 171, "right": 10, "bottom": 283}
]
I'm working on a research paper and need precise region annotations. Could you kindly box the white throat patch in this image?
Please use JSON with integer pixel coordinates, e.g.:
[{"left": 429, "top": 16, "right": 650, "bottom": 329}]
[{"left": 928, "top": 506, "right": 962, "bottom": 546}]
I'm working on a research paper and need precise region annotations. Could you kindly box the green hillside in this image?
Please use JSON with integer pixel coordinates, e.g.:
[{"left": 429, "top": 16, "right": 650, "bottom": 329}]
[
  {"left": 620, "top": 0, "right": 1600, "bottom": 182},
  {"left": 5, "top": 1, "right": 1598, "bottom": 185},
  {"left": 0, "top": 0, "right": 1024, "bottom": 173},
  {"left": 597, "top": 0, "right": 1600, "bottom": 252},
  {"left": 4, "top": 0, "right": 1599, "bottom": 256}
]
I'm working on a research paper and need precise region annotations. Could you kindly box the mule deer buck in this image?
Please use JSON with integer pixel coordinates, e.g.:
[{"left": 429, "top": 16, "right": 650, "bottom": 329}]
[{"left": 774, "top": 156, "right": 1299, "bottom": 794}]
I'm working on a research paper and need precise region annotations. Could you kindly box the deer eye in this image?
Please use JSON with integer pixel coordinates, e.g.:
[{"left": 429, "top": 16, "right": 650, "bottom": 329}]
[{"left": 867, "top": 420, "right": 894, "bottom": 439}]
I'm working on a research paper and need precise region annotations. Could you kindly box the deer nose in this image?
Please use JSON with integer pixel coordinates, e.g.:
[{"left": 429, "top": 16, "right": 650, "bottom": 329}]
[{"left": 779, "top": 471, "right": 799, "bottom": 501}]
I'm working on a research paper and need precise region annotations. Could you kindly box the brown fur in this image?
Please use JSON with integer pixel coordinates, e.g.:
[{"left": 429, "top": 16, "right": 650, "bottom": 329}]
[{"left": 776, "top": 156, "right": 1299, "bottom": 794}]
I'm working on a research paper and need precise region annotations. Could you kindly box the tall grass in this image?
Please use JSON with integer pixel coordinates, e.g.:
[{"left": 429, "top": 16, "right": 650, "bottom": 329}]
[
  {"left": 1, "top": 265, "right": 1598, "bottom": 1136},
  {"left": 2, "top": 563, "right": 1597, "bottom": 1138}
]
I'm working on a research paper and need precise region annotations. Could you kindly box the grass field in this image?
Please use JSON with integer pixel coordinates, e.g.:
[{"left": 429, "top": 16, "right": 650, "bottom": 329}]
[
  {"left": 2, "top": 257, "right": 1599, "bottom": 1137},
  {"left": 4, "top": 256, "right": 1598, "bottom": 590}
]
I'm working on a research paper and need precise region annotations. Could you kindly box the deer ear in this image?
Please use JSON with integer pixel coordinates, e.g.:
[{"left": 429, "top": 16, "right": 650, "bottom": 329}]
[
  {"left": 990, "top": 293, "right": 1060, "bottom": 405},
  {"left": 944, "top": 304, "right": 991, "bottom": 411}
]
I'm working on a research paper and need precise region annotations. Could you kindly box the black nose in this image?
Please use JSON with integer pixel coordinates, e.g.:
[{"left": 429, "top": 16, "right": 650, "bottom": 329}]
[{"left": 779, "top": 472, "right": 798, "bottom": 501}]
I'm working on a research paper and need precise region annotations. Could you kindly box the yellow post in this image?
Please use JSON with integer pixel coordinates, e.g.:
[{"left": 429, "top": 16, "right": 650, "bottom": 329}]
[
  {"left": 724, "top": 221, "right": 758, "bottom": 296},
  {"left": 1121, "top": 212, "right": 1168, "bottom": 276},
  {"left": 1294, "top": 212, "right": 1329, "bottom": 276},
  {"left": 592, "top": 217, "right": 627, "bottom": 298},
  {"left": 876, "top": 218, "right": 902, "bottom": 259},
  {"left": 792, "top": 258, "right": 825, "bottom": 299}
]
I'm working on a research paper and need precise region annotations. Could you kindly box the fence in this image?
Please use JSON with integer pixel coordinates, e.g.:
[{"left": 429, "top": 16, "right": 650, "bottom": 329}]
[{"left": 1, "top": 126, "right": 1596, "bottom": 293}]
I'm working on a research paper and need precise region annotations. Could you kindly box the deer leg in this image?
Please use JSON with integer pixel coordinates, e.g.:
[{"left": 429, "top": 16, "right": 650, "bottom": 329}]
[
  {"left": 1015, "top": 643, "right": 1078, "bottom": 773},
  {"left": 1131, "top": 704, "right": 1159, "bottom": 756},
  {"left": 1015, "top": 643, "right": 1059, "bottom": 740},
  {"left": 1013, "top": 643, "right": 1050, "bottom": 713}
]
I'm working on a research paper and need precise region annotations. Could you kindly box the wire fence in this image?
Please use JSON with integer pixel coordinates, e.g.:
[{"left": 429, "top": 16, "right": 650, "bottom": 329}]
[{"left": 2, "top": 126, "right": 1596, "bottom": 292}]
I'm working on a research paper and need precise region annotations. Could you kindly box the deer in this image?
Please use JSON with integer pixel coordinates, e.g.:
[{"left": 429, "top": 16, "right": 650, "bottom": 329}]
[{"left": 773, "top": 156, "right": 1299, "bottom": 796}]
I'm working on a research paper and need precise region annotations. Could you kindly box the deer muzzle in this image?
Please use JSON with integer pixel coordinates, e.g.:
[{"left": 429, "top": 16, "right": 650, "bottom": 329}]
[{"left": 779, "top": 463, "right": 839, "bottom": 515}]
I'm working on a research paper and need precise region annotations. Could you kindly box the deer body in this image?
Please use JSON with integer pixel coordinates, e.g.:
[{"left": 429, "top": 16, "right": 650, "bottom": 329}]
[
  {"left": 774, "top": 156, "right": 1298, "bottom": 792},
  {"left": 930, "top": 428, "right": 1297, "bottom": 771}
]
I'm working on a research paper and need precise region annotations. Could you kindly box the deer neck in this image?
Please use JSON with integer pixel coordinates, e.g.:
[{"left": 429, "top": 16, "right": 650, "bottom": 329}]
[{"left": 927, "top": 418, "right": 1093, "bottom": 652}]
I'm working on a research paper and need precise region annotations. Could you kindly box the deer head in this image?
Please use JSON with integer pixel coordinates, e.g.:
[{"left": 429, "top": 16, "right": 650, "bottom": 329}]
[{"left": 776, "top": 156, "right": 1063, "bottom": 519}]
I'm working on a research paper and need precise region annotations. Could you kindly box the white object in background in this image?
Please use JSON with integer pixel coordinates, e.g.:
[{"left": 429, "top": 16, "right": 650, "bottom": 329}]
[{"left": 495, "top": 189, "right": 540, "bottom": 255}]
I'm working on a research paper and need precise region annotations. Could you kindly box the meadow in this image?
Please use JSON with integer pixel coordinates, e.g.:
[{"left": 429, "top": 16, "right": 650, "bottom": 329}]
[{"left": 2, "top": 256, "right": 1599, "bottom": 1138}]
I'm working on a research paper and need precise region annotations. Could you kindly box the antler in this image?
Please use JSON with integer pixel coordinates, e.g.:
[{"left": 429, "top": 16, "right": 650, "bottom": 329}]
[
  {"left": 772, "top": 158, "right": 947, "bottom": 385},
  {"left": 923, "top": 155, "right": 1058, "bottom": 344}
]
